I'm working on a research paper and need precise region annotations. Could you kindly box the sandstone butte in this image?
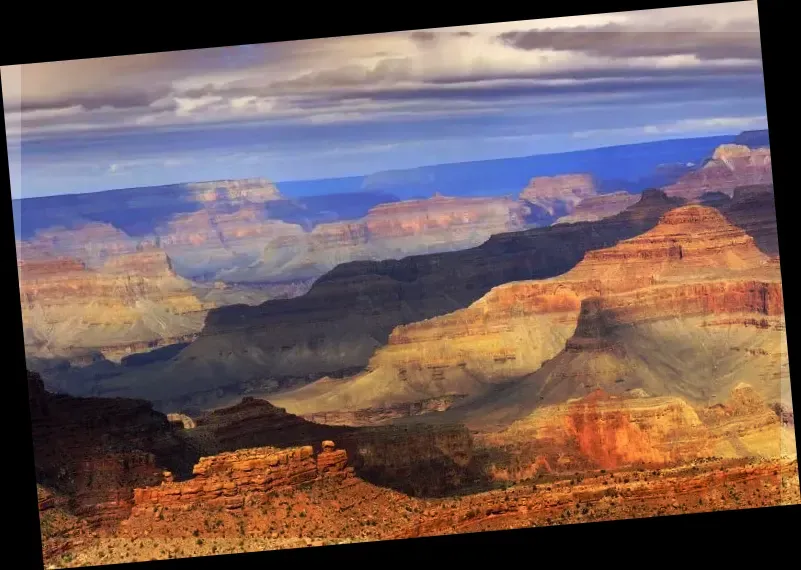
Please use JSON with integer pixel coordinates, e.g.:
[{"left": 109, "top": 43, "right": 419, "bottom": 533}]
[
  {"left": 18, "top": 246, "right": 211, "bottom": 361},
  {"left": 518, "top": 173, "right": 598, "bottom": 217},
  {"left": 271, "top": 204, "right": 788, "bottom": 419},
  {"left": 663, "top": 144, "right": 772, "bottom": 201}
]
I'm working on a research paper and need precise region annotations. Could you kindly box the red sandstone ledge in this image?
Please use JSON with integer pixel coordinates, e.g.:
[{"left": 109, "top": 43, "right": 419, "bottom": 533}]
[{"left": 132, "top": 441, "right": 350, "bottom": 512}]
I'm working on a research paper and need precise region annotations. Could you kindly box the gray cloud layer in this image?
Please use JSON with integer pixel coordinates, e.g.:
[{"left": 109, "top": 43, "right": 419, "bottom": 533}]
[{"left": 498, "top": 19, "right": 762, "bottom": 61}]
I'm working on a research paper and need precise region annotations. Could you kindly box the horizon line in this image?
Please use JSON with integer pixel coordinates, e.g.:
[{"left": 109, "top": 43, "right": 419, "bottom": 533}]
[{"left": 11, "top": 131, "right": 764, "bottom": 202}]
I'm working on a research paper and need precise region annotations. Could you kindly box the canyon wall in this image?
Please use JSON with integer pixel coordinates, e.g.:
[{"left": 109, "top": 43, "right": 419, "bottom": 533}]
[
  {"left": 519, "top": 174, "right": 598, "bottom": 221},
  {"left": 28, "top": 371, "right": 195, "bottom": 527},
  {"left": 478, "top": 383, "right": 794, "bottom": 480},
  {"left": 19, "top": 248, "right": 210, "bottom": 361},
  {"left": 229, "top": 194, "right": 531, "bottom": 283},
  {"left": 555, "top": 191, "right": 640, "bottom": 224}
]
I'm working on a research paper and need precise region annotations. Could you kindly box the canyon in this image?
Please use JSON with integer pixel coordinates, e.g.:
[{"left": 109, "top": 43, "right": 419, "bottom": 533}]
[
  {"left": 221, "top": 193, "right": 531, "bottom": 283},
  {"left": 20, "top": 129, "right": 797, "bottom": 568},
  {"left": 64, "top": 189, "right": 683, "bottom": 410},
  {"left": 272, "top": 204, "right": 787, "bottom": 419}
]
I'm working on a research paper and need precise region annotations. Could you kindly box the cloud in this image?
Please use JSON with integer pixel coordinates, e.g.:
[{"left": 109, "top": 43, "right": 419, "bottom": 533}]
[
  {"left": 498, "top": 19, "right": 761, "bottom": 61},
  {"left": 572, "top": 114, "right": 768, "bottom": 139},
  {"left": 5, "top": 2, "right": 770, "bottom": 197},
  {"left": 4, "top": 2, "right": 767, "bottom": 143}
]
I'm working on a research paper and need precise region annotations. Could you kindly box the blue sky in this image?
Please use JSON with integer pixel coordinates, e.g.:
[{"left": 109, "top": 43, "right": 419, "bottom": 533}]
[{"left": 2, "top": 1, "right": 768, "bottom": 199}]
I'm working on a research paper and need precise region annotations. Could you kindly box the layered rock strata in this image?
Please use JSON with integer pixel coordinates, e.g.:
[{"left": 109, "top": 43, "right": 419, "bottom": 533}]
[
  {"left": 98, "top": 190, "right": 681, "bottom": 409},
  {"left": 18, "top": 248, "right": 210, "bottom": 361},
  {"left": 131, "top": 443, "right": 350, "bottom": 512},
  {"left": 555, "top": 191, "right": 640, "bottom": 224},
  {"left": 664, "top": 144, "right": 772, "bottom": 200},
  {"left": 273, "top": 204, "right": 784, "bottom": 416},
  {"left": 229, "top": 194, "right": 530, "bottom": 282},
  {"left": 478, "top": 384, "right": 795, "bottom": 480},
  {"left": 519, "top": 174, "right": 598, "bottom": 220}
]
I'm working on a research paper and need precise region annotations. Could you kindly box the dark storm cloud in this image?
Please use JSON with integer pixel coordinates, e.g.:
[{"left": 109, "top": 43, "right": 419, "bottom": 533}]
[
  {"left": 498, "top": 19, "right": 762, "bottom": 61},
  {"left": 409, "top": 31, "right": 437, "bottom": 43},
  {"left": 18, "top": 87, "right": 174, "bottom": 113},
  {"left": 409, "top": 30, "right": 476, "bottom": 43},
  {"left": 424, "top": 60, "right": 763, "bottom": 86},
  {"left": 248, "top": 58, "right": 763, "bottom": 107},
  {"left": 336, "top": 73, "right": 764, "bottom": 104}
]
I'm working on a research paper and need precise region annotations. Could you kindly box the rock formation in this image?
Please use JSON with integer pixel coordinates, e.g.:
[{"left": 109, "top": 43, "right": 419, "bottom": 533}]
[
  {"left": 716, "top": 184, "right": 779, "bottom": 256},
  {"left": 18, "top": 247, "right": 210, "bottom": 361},
  {"left": 28, "top": 371, "right": 195, "bottom": 527},
  {"left": 131, "top": 442, "right": 351, "bottom": 512},
  {"left": 554, "top": 192, "right": 640, "bottom": 224},
  {"left": 479, "top": 383, "right": 794, "bottom": 479},
  {"left": 88, "top": 190, "right": 681, "bottom": 410},
  {"left": 21, "top": 222, "right": 141, "bottom": 268},
  {"left": 181, "top": 397, "right": 479, "bottom": 497},
  {"left": 273, "top": 204, "right": 785, "bottom": 418},
  {"left": 664, "top": 144, "right": 772, "bottom": 200},
  {"left": 184, "top": 178, "right": 284, "bottom": 203},
  {"left": 519, "top": 174, "right": 597, "bottom": 220},
  {"left": 225, "top": 194, "right": 530, "bottom": 283}
]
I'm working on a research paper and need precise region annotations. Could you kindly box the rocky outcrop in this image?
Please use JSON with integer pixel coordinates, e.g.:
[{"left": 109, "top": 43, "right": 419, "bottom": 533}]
[
  {"left": 98, "top": 190, "right": 680, "bottom": 410},
  {"left": 555, "top": 192, "right": 640, "bottom": 224},
  {"left": 479, "top": 384, "right": 793, "bottom": 479},
  {"left": 664, "top": 144, "right": 772, "bottom": 200},
  {"left": 18, "top": 248, "right": 210, "bottom": 361},
  {"left": 181, "top": 397, "right": 479, "bottom": 497},
  {"left": 28, "top": 371, "right": 195, "bottom": 528},
  {"left": 519, "top": 174, "right": 597, "bottom": 219},
  {"left": 131, "top": 442, "right": 351, "bottom": 512},
  {"left": 717, "top": 184, "right": 779, "bottom": 256}
]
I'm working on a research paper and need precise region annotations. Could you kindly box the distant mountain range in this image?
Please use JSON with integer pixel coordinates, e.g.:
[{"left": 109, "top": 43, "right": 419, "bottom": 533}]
[{"left": 277, "top": 134, "right": 757, "bottom": 200}]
